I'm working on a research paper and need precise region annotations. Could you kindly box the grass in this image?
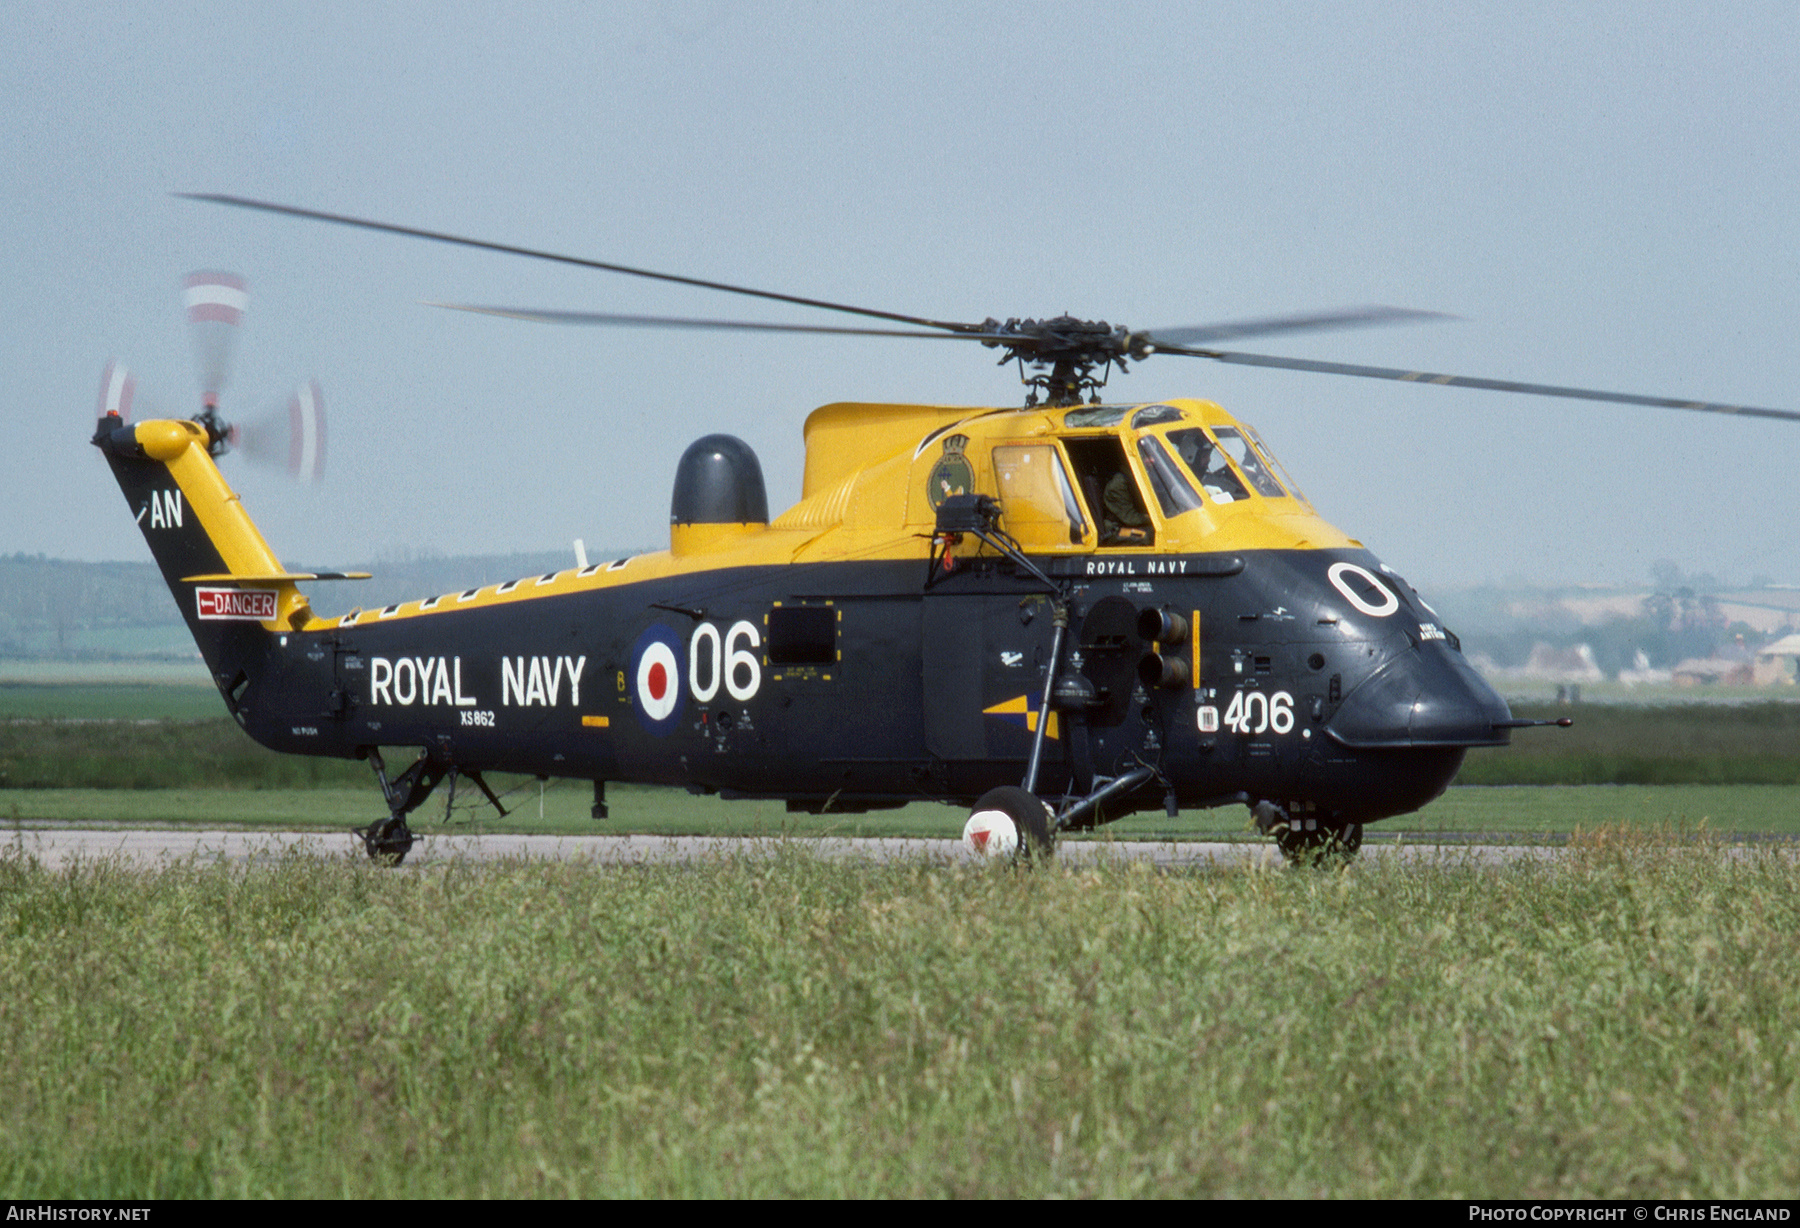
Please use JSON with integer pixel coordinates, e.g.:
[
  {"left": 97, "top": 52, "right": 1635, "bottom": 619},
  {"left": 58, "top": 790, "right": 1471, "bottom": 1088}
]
[
  {"left": 0, "top": 718, "right": 369, "bottom": 789},
  {"left": 0, "top": 682, "right": 222, "bottom": 721},
  {"left": 0, "top": 833, "right": 1793, "bottom": 1197},
  {"left": 1461, "top": 701, "right": 1800, "bottom": 785}
]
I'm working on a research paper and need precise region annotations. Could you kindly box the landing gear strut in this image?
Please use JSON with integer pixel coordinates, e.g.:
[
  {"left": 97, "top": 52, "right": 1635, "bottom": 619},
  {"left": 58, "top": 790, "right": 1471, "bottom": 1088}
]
[
  {"left": 962, "top": 766, "right": 1163, "bottom": 863},
  {"left": 353, "top": 748, "right": 443, "bottom": 866},
  {"left": 352, "top": 748, "right": 512, "bottom": 865}
]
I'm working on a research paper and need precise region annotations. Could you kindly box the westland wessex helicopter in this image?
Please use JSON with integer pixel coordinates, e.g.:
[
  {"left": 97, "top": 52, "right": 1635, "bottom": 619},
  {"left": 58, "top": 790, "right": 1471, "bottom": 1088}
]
[{"left": 92, "top": 195, "right": 1800, "bottom": 864}]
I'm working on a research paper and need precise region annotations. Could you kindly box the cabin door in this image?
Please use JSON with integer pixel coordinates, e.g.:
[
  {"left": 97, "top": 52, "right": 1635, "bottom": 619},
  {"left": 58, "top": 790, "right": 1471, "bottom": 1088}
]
[{"left": 920, "top": 587, "right": 1059, "bottom": 762}]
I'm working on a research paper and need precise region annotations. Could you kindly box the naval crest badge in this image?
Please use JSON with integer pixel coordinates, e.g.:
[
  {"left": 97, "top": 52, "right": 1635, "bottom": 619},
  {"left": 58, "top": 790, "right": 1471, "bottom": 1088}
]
[{"left": 926, "top": 434, "right": 974, "bottom": 510}]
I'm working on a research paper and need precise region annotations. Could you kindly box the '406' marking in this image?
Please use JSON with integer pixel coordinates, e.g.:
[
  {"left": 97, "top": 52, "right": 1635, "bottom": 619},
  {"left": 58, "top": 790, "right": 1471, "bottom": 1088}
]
[{"left": 1205, "top": 689, "right": 1294, "bottom": 735}]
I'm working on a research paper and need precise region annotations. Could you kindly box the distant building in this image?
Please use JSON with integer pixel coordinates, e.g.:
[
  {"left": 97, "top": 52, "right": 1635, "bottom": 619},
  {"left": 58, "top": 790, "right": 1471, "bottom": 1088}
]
[
  {"left": 1673, "top": 636, "right": 1755, "bottom": 687},
  {"left": 1753, "top": 633, "right": 1800, "bottom": 685},
  {"left": 1472, "top": 642, "right": 1604, "bottom": 684}
]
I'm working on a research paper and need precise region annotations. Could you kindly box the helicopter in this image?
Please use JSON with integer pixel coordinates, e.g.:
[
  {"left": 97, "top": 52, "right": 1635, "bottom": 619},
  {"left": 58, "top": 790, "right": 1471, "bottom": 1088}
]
[{"left": 91, "top": 195, "right": 1800, "bottom": 865}]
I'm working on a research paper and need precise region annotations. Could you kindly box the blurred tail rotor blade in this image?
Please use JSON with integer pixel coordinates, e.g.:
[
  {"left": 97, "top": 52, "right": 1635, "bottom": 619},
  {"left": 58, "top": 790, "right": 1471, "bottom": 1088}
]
[
  {"left": 234, "top": 380, "right": 326, "bottom": 482},
  {"left": 289, "top": 380, "right": 325, "bottom": 481},
  {"left": 183, "top": 270, "right": 247, "bottom": 409},
  {"left": 96, "top": 360, "right": 137, "bottom": 422}
]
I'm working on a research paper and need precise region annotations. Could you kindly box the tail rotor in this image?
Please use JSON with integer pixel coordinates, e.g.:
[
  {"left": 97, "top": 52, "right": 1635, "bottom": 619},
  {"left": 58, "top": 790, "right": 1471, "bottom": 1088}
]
[
  {"left": 232, "top": 380, "right": 326, "bottom": 483},
  {"left": 99, "top": 271, "right": 325, "bottom": 481}
]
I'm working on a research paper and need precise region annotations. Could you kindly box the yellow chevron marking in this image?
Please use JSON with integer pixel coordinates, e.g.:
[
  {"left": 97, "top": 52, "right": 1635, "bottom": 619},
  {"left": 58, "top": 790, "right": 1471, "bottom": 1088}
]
[{"left": 982, "top": 694, "right": 1059, "bottom": 740}]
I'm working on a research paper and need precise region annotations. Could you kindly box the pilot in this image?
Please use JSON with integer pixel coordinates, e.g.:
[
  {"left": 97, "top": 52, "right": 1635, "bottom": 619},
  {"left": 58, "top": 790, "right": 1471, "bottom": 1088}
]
[
  {"left": 1175, "top": 431, "right": 1237, "bottom": 502},
  {"left": 1102, "top": 470, "right": 1150, "bottom": 544}
]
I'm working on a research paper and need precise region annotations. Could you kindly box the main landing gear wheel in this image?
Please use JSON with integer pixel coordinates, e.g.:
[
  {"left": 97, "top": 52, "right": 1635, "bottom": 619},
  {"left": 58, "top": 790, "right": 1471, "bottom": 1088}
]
[
  {"left": 355, "top": 816, "right": 415, "bottom": 865},
  {"left": 962, "top": 786, "right": 1055, "bottom": 862}
]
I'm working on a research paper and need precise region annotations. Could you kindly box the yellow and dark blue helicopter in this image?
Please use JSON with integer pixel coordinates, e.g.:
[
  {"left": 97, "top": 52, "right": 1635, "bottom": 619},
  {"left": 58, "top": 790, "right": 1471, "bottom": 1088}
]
[{"left": 92, "top": 196, "right": 1800, "bottom": 864}]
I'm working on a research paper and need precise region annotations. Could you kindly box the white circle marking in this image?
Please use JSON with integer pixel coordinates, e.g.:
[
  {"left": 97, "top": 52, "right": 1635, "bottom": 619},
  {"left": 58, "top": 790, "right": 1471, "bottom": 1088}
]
[{"left": 1328, "top": 562, "right": 1399, "bottom": 618}]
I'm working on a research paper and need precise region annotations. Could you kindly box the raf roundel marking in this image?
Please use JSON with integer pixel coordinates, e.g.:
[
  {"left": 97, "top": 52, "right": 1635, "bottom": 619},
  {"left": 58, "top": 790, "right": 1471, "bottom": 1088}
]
[{"left": 630, "top": 625, "right": 686, "bottom": 734}]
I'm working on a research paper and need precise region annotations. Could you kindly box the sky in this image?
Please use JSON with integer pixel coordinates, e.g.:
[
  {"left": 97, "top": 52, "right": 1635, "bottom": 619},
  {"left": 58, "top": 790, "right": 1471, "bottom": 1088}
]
[{"left": 6, "top": 0, "right": 1800, "bottom": 592}]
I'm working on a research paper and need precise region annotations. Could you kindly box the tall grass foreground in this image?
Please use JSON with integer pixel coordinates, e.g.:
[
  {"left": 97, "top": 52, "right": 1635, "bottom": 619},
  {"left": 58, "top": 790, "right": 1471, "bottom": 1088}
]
[{"left": 0, "top": 831, "right": 1794, "bottom": 1197}]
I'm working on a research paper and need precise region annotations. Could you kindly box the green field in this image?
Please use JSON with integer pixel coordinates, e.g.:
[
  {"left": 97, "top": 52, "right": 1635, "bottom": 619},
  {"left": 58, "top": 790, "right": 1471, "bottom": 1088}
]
[
  {"left": 5, "top": 678, "right": 1798, "bottom": 1197},
  {"left": 1461, "top": 701, "right": 1800, "bottom": 785},
  {"left": 0, "top": 681, "right": 222, "bottom": 721},
  {"left": 0, "top": 834, "right": 1793, "bottom": 1197}
]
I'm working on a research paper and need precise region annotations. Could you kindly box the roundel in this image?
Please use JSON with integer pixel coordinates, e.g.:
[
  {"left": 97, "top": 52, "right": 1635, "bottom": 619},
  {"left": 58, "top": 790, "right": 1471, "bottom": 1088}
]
[{"left": 630, "top": 625, "right": 685, "bottom": 734}]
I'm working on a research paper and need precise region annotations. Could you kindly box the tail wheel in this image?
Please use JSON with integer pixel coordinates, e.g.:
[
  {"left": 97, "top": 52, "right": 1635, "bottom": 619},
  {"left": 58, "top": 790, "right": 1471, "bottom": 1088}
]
[
  {"left": 963, "top": 786, "right": 1055, "bottom": 862},
  {"left": 357, "top": 816, "right": 415, "bottom": 866}
]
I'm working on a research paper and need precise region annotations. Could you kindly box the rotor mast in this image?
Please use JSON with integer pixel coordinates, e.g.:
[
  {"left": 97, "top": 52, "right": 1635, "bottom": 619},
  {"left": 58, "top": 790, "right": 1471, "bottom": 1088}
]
[{"left": 981, "top": 315, "right": 1147, "bottom": 407}]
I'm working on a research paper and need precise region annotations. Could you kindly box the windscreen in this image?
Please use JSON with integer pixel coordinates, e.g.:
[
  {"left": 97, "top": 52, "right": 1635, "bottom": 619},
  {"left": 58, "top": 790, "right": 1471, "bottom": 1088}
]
[
  {"left": 1209, "top": 426, "right": 1289, "bottom": 497},
  {"left": 1166, "top": 428, "right": 1250, "bottom": 504},
  {"left": 1136, "top": 435, "right": 1205, "bottom": 518}
]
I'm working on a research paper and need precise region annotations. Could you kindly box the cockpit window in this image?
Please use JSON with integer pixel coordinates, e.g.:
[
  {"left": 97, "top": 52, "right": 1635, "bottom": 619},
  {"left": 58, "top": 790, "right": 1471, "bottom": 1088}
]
[
  {"left": 1063, "top": 406, "right": 1128, "bottom": 429},
  {"left": 1167, "top": 428, "right": 1251, "bottom": 504},
  {"left": 1131, "top": 404, "right": 1185, "bottom": 428},
  {"left": 1136, "top": 436, "right": 1205, "bottom": 518},
  {"left": 1243, "top": 424, "right": 1311, "bottom": 507},
  {"left": 1210, "top": 426, "right": 1288, "bottom": 497}
]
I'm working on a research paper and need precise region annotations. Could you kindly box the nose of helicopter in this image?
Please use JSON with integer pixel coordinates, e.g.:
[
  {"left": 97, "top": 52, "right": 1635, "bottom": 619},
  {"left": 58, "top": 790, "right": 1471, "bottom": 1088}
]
[{"left": 1325, "top": 641, "right": 1513, "bottom": 749}]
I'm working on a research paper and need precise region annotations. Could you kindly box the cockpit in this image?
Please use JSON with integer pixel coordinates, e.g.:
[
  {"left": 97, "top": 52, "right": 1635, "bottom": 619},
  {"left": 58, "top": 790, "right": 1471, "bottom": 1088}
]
[{"left": 986, "top": 401, "right": 1312, "bottom": 552}]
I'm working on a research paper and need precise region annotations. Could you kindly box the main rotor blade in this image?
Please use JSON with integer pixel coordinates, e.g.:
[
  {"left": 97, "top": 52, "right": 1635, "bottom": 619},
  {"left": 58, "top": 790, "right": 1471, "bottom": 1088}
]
[
  {"left": 1157, "top": 346, "right": 1800, "bottom": 423},
  {"left": 1141, "top": 306, "right": 1452, "bottom": 349},
  {"left": 428, "top": 303, "right": 1013, "bottom": 341},
  {"left": 177, "top": 193, "right": 983, "bottom": 335}
]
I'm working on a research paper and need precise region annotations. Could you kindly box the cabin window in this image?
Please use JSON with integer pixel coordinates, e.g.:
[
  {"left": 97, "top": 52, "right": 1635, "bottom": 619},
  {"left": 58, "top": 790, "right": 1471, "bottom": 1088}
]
[
  {"left": 1136, "top": 436, "right": 1205, "bottom": 519},
  {"left": 768, "top": 604, "right": 837, "bottom": 665},
  {"left": 1166, "top": 428, "right": 1251, "bottom": 504},
  {"left": 992, "top": 444, "right": 1087, "bottom": 546},
  {"left": 1063, "top": 436, "right": 1154, "bottom": 547}
]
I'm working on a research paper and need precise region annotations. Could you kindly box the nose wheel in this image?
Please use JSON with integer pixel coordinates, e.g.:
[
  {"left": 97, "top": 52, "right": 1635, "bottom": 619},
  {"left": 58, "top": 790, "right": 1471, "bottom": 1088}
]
[{"left": 1255, "top": 800, "right": 1362, "bottom": 866}]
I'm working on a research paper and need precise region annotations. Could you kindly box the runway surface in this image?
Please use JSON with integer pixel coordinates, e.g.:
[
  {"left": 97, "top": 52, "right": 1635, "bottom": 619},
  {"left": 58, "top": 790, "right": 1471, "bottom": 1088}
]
[{"left": 6, "top": 828, "right": 1567, "bottom": 871}]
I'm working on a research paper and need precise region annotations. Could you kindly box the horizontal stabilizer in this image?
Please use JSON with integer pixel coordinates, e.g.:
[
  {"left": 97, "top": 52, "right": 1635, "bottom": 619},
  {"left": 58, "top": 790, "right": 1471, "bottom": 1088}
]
[{"left": 180, "top": 571, "right": 372, "bottom": 583}]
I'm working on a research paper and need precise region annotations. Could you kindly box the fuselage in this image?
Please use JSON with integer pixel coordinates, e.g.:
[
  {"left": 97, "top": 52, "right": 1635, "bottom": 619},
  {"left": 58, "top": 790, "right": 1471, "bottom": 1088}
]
[{"left": 100, "top": 397, "right": 1514, "bottom": 826}]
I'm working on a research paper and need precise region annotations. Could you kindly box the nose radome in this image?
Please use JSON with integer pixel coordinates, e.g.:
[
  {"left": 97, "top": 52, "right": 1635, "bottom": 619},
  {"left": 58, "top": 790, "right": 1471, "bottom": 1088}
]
[{"left": 1325, "top": 642, "right": 1513, "bottom": 749}]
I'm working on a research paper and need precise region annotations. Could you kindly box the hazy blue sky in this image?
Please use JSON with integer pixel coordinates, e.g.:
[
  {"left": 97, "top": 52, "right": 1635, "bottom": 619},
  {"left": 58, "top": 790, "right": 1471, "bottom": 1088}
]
[{"left": 6, "top": 1, "right": 1799, "bottom": 591}]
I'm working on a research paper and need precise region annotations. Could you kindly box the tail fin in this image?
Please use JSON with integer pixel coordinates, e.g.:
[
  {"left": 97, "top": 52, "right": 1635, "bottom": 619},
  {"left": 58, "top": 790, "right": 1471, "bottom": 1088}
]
[{"left": 93, "top": 412, "right": 315, "bottom": 704}]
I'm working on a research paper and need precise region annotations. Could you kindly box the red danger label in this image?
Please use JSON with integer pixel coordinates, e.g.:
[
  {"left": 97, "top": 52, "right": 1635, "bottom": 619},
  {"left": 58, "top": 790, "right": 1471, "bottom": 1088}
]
[{"left": 196, "top": 588, "right": 278, "bottom": 621}]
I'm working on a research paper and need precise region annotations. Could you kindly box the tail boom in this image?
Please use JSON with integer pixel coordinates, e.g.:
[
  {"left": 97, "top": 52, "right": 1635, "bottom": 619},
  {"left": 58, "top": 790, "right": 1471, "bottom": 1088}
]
[{"left": 94, "top": 412, "right": 312, "bottom": 687}]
